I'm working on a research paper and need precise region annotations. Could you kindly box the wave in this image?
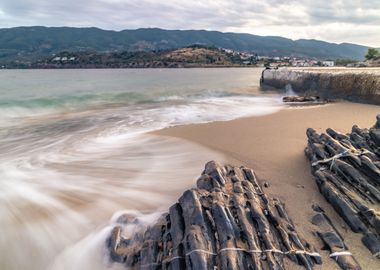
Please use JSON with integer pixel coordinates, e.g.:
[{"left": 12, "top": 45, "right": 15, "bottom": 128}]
[
  {"left": 0, "top": 88, "right": 242, "bottom": 109},
  {"left": 0, "top": 68, "right": 283, "bottom": 270},
  {"left": 0, "top": 134, "right": 223, "bottom": 270},
  {"left": 0, "top": 89, "right": 278, "bottom": 128},
  {"left": 0, "top": 92, "right": 149, "bottom": 111},
  {"left": 0, "top": 87, "right": 210, "bottom": 105}
]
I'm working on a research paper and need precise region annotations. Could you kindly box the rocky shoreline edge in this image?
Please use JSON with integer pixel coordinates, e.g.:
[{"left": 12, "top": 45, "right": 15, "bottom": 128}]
[
  {"left": 305, "top": 116, "right": 380, "bottom": 259},
  {"left": 105, "top": 115, "right": 380, "bottom": 270},
  {"left": 106, "top": 161, "right": 322, "bottom": 270}
]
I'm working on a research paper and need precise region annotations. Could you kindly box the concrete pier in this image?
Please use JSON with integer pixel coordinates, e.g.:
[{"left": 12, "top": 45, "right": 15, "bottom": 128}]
[{"left": 261, "top": 68, "right": 380, "bottom": 105}]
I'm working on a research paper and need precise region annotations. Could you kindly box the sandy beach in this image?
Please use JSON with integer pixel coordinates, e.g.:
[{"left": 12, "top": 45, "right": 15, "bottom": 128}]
[{"left": 154, "top": 102, "right": 380, "bottom": 269}]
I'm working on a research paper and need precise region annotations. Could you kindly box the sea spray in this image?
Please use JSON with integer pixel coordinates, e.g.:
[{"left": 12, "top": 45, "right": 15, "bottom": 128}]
[
  {"left": 285, "top": 83, "right": 297, "bottom": 96},
  {"left": 51, "top": 211, "right": 163, "bottom": 270}
]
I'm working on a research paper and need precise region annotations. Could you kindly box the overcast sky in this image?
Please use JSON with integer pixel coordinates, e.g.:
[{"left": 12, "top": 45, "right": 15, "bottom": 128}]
[{"left": 0, "top": 0, "right": 379, "bottom": 47}]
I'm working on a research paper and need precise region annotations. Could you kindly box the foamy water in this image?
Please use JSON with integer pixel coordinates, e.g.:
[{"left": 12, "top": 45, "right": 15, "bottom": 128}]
[{"left": 0, "top": 68, "right": 283, "bottom": 270}]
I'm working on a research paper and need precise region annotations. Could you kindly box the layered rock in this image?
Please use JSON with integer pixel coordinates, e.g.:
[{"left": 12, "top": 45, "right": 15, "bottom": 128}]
[
  {"left": 311, "top": 205, "right": 361, "bottom": 270},
  {"left": 305, "top": 115, "right": 380, "bottom": 257},
  {"left": 107, "top": 161, "right": 322, "bottom": 269}
]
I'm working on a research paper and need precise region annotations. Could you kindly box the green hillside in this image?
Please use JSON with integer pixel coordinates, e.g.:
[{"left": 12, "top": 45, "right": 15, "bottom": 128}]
[
  {"left": 0, "top": 26, "right": 371, "bottom": 64},
  {"left": 22, "top": 45, "right": 255, "bottom": 69}
]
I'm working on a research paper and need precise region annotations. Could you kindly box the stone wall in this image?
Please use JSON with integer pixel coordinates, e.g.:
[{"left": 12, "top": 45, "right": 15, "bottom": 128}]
[{"left": 261, "top": 68, "right": 380, "bottom": 105}]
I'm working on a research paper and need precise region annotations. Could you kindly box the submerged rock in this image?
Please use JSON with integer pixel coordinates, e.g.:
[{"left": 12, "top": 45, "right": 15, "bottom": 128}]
[{"left": 106, "top": 161, "right": 322, "bottom": 269}]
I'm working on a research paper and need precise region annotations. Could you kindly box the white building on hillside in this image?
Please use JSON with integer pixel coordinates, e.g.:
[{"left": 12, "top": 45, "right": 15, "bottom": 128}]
[{"left": 322, "top": 61, "right": 335, "bottom": 67}]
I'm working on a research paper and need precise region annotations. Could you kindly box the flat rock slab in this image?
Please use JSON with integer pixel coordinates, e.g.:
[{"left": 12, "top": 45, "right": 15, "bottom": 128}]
[
  {"left": 282, "top": 95, "right": 328, "bottom": 107},
  {"left": 107, "top": 161, "right": 322, "bottom": 269},
  {"left": 282, "top": 96, "right": 323, "bottom": 103}
]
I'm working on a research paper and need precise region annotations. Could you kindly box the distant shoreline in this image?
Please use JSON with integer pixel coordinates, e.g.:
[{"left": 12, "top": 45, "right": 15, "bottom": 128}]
[
  {"left": 0, "top": 65, "right": 258, "bottom": 70},
  {"left": 3, "top": 66, "right": 377, "bottom": 70}
]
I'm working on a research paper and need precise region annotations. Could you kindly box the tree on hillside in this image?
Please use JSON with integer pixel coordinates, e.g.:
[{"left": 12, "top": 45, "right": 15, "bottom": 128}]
[{"left": 365, "top": 48, "right": 379, "bottom": 60}]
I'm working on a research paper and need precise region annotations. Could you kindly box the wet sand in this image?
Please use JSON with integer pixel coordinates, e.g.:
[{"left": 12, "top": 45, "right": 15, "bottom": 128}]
[{"left": 154, "top": 102, "right": 380, "bottom": 269}]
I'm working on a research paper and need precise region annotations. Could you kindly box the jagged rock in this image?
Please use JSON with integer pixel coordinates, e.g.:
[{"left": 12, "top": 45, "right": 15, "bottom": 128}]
[
  {"left": 311, "top": 207, "right": 361, "bottom": 270},
  {"left": 305, "top": 115, "right": 380, "bottom": 257},
  {"left": 106, "top": 161, "right": 322, "bottom": 269}
]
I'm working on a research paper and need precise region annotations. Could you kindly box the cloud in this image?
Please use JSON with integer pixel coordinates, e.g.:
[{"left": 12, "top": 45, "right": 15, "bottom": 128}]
[{"left": 0, "top": 0, "right": 379, "bottom": 46}]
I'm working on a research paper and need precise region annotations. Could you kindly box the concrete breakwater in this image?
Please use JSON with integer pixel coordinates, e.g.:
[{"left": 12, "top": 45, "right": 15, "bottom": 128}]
[{"left": 261, "top": 68, "right": 380, "bottom": 105}]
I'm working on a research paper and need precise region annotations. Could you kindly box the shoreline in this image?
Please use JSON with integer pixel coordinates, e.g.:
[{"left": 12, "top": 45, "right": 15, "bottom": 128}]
[
  {"left": 4, "top": 66, "right": 380, "bottom": 70},
  {"left": 0, "top": 65, "right": 258, "bottom": 70},
  {"left": 153, "top": 101, "right": 380, "bottom": 269}
]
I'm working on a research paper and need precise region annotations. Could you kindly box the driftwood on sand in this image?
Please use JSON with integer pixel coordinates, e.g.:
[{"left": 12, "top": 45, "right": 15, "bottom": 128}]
[
  {"left": 305, "top": 115, "right": 380, "bottom": 258},
  {"left": 107, "top": 161, "right": 322, "bottom": 269}
]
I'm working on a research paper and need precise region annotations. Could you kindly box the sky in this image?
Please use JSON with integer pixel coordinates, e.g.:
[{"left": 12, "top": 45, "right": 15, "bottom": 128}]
[{"left": 0, "top": 0, "right": 379, "bottom": 47}]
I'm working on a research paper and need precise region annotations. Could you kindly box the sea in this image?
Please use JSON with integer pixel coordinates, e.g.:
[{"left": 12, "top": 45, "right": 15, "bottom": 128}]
[{"left": 0, "top": 68, "right": 283, "bottom": 270}]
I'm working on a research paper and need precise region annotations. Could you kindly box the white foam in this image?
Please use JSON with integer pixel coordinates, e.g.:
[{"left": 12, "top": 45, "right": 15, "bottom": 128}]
[
  {"left": 0, "top": 92, "right": 284, "bottom": 270},
  {"left": 156, "top": 95, "right": 184, "bottom": 101},
  {"left": 0, "top": 130, "right": 223, "bottom": 270},
  {"left": 92, "top": 95, "right": 282, "bottom": 139}
]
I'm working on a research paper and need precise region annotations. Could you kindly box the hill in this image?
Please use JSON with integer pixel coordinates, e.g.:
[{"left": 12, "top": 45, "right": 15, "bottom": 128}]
[
  {"left": 23, "top": 45, "right": 256, "bottom": 68},
  {"left": 0, "top": 26, "right": 372, "bottom": 65}
]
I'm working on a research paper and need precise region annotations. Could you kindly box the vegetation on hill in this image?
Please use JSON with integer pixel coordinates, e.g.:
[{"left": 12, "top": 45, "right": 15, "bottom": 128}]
[
  {"left": 365, "top": 48, "right": 379, "bottom": 60},
  {"left": 363, "top": 48, "right": 380, "bottom": 67},
  {"left": 0, "top": 27, "right": 373, "bottom": 66},
  {"left": 334, "top": 59, "right": 359, "bottom": 66},
  {"left": 21, "top": 45, "right": 256, "bottom": 69}
]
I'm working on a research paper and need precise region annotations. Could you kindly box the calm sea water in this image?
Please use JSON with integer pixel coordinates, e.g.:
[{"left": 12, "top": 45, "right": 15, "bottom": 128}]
[{"left": 0, "top": 68, "right": 282, "bottom": 270}]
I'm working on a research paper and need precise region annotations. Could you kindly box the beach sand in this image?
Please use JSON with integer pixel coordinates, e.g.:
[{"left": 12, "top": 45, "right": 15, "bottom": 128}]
[{"left": 154, "top": 102, "right": 380, "bottom": 269}]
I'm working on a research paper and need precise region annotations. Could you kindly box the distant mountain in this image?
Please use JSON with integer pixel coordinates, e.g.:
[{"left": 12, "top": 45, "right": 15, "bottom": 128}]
[{"left": 0, "top": 26, "right": 371, "bottom": 64}]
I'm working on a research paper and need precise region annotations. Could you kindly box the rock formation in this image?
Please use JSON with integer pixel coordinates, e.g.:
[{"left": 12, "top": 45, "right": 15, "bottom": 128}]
[
  {"left": 282, "top": 96, "right": 320, "bottom": 103},
  {"left": 311, "top": 205, "right": 361, "bottom": 270},
  {"left": 107, "top": 161, "right": 322, "bottom": 269},
  {"left": 305, "top": 115, "right": 380, "bottom": 258},
  {"left": 282, "top": 96, "right": 326, "bottom": 104}
]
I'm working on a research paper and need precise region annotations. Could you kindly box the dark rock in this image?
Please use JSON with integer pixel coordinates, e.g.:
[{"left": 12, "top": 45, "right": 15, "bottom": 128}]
[
  {"left": 107, "top": 162, "right": 322, "bottom": 269},
  {"left": 282, "top": 96, "right": 322, "bottom": 103},
  {"left": 305, "top": 116, "right": 380, "bottom": 257},
  {"left": 314, "top": 170, "right": 366, "bottom": 233},
  {"left": 311, "top": 208, "right": 361, "bottom": 270},
  {"left": 370, "top": 128, "right": 380, "bottom": 147},
  {"left": 375, "top": 115, "right": 380, "bottom": 129},
  {"left": 362, "top": 231, "right": 380, "bottom": 257},
  {"left": 107, "top": 226, "right": 128, "bottom": 263}
]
